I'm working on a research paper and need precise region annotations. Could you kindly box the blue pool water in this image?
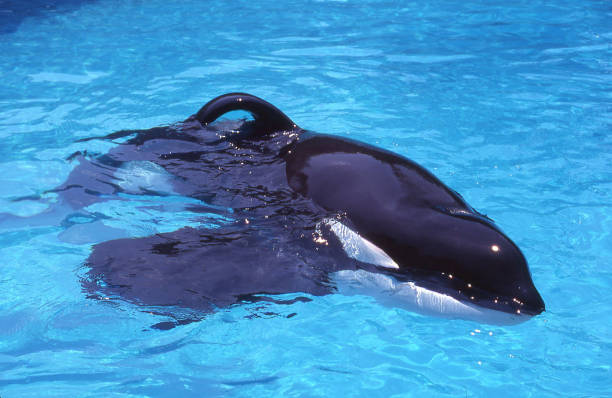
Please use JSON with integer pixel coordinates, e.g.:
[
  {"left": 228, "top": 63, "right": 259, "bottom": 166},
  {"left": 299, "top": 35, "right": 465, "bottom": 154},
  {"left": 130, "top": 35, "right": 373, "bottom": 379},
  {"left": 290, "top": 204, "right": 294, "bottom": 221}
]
[{"left": 0, "top": 0, "right": 611, "bottom": 396}]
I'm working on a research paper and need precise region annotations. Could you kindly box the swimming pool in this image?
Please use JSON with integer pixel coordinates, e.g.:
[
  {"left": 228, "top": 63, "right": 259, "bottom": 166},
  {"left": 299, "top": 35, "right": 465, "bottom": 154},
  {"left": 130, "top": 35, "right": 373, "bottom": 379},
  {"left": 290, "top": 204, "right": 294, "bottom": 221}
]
[{"left": 0, "top": 0, "right": 610, "bottom": 396}]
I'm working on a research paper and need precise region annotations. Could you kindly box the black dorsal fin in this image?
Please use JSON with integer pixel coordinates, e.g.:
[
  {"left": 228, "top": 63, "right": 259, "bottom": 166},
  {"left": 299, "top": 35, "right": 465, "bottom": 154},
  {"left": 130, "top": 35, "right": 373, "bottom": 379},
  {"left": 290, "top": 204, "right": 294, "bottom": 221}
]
[{"left": 193, "top": 93, "right": 298, "bottom": 137}]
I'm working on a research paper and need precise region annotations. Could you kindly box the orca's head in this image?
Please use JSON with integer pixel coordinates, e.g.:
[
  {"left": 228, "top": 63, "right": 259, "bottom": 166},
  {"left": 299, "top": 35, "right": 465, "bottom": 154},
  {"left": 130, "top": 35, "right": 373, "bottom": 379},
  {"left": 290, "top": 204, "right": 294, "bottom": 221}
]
[{"left": 379, "top": 209, "right": 546, "bottom": 318}]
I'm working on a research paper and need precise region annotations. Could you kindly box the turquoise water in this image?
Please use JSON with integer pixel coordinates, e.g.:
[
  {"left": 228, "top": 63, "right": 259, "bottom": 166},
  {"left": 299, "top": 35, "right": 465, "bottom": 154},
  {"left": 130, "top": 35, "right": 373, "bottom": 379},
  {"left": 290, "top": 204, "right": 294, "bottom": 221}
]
[{"left": 1, "top": 0, "right": 611, "bottom": 396}]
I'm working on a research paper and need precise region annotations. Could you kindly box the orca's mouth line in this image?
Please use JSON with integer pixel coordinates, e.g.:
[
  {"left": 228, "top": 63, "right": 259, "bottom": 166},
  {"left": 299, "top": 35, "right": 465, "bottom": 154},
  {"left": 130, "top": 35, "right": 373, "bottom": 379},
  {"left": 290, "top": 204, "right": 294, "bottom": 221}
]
[
  {"left": 331, "top": 270, "right": 533, "bottom": 325},
  {"left": 323, "top": 217, "right": 541, "bottom": 318}
]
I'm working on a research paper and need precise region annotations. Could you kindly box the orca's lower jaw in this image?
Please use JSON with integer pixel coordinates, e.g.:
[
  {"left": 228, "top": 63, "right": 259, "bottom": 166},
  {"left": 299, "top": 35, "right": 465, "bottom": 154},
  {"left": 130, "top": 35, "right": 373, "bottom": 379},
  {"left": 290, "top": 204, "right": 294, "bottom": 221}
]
[
  {"left": 461, "top": 289, "right": 545, "bottom": 318},
  {"left": 410, "top": 273, "right": 546, "bottom": 319},
  {"left": 331, "top": 269, "right": 544, "bottom": 325}
]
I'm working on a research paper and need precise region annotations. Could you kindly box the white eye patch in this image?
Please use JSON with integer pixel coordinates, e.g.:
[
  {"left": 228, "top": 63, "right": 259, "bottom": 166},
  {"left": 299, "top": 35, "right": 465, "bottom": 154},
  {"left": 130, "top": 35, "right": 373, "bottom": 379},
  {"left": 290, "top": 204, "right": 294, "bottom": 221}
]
[{"left": 323, "top": 218, "right": 399, "bottom": 270}]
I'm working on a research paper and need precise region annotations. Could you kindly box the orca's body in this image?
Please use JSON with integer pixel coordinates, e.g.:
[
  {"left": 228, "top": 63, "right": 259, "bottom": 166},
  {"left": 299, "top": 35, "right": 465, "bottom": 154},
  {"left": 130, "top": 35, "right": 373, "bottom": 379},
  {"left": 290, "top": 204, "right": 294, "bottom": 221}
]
[{"left": 68, "top": 93, "right": 544, "bottom": 324}]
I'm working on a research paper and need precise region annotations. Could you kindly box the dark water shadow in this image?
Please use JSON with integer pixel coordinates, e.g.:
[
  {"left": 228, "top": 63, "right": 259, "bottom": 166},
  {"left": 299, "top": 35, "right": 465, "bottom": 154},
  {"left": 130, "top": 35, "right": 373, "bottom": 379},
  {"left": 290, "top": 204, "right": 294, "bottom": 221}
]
[{"left": 0, "top": 0, "right": 97, "bottom": 34}]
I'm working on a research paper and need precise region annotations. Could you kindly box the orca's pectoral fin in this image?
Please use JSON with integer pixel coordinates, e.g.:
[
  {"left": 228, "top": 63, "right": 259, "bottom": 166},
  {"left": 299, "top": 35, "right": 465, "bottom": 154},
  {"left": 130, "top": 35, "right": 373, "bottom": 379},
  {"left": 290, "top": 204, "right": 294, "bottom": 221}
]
[
  {"left": 82, "top": 222, "right": 335, "bottom": 314},
  {"left": 192, "top": 93, "right": 299, "bottom": 138}
]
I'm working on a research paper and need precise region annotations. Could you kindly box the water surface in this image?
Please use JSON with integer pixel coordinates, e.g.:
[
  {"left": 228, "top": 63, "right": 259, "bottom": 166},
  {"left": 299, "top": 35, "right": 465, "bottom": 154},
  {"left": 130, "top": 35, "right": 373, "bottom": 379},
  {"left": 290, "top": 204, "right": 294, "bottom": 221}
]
[{"left": 0, "top": 0, "right": 610, "bottom": 396}]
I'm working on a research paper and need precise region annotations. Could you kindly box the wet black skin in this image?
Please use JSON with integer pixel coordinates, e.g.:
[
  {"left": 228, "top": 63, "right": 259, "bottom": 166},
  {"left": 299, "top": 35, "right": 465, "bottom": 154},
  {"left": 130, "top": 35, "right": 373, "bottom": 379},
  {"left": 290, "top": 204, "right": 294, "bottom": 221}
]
[
  {"left": 71, "top": 93, "right": 544, "bottom": 318},
  {"left": 285, "top": 135, "right": 545, "bottom": 315}
]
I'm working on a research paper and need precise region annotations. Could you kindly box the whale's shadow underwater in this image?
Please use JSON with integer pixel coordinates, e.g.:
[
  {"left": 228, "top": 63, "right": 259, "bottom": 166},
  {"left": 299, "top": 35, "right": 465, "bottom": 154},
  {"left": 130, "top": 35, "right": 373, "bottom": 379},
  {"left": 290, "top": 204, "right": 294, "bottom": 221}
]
[{"left": 58, "top": 93, "right": 544, "bottom": 326}]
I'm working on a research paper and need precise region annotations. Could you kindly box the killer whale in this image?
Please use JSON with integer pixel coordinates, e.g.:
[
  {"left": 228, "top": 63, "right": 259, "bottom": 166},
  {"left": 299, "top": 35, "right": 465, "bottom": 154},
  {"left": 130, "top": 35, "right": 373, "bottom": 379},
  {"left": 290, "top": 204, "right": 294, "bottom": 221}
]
[{"left": 70, "top": 93, "right": 544, "bottom": 323}]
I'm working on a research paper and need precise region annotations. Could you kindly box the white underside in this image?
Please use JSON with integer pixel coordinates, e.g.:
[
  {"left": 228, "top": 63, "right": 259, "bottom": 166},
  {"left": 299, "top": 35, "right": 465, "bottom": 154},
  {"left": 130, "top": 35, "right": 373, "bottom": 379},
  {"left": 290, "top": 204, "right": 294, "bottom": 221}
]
[
  {"left": 115, "top": 161, "right": 177, "bottom": 195},
  {"left": 324, "top": 219, "right": 529, "bottom": 325}
]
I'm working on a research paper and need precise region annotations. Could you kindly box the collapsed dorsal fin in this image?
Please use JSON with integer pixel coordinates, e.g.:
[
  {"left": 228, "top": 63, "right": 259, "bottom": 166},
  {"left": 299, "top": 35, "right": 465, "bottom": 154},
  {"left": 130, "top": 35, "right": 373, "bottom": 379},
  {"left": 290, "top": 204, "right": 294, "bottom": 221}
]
[{"left": 194, "top": 93, "right": 298, "bottom": 137}]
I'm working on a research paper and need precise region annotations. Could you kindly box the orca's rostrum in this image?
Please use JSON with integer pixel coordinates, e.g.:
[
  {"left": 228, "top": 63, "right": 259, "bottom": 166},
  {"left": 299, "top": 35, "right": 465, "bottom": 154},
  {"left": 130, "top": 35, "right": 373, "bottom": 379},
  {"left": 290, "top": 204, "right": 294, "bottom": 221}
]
[{"left": 76, "top": 93, "right": 545, "bottom": 325}]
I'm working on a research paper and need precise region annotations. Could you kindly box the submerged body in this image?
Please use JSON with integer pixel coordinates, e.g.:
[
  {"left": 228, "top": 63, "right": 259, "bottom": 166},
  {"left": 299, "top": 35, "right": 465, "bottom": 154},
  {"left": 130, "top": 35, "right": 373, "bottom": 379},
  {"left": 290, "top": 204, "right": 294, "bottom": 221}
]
[{"left": 68, "top": 93, "right": 543, "bottom": 324}]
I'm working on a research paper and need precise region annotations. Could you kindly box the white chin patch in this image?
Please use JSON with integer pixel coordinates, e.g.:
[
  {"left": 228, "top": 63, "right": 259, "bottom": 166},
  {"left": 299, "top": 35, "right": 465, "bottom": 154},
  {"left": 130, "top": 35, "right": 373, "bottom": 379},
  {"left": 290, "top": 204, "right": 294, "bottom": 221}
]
[
  {"left": 324, "top": 219, "right": 528, "bottom": 325},
  {"left": 331, "top": 270, "right": 529, "bottom": 325}
]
